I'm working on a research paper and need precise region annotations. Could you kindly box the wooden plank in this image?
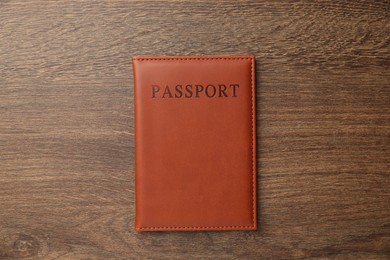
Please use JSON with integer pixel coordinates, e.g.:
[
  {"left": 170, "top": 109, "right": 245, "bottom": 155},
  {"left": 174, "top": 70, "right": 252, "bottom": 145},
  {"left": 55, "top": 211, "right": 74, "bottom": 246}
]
[{"left": 0, "top": 0, "right": 389, "bottom": 258}]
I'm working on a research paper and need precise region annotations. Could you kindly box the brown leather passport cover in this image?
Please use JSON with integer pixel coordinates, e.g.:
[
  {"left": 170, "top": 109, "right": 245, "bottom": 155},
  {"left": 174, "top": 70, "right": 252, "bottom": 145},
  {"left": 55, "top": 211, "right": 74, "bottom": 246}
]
[{"left": 132, "top": 55, "right": 257, "bottom": 231}]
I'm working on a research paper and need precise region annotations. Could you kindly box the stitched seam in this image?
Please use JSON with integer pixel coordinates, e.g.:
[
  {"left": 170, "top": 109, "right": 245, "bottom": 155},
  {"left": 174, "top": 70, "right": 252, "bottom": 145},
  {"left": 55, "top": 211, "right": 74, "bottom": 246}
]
[
  {"left": 251, "top": 57, "right": 256, "bottom": 229},
  {"left": 132, "top": 58, "right": 139, "bottom": 230},
  {"left": 133, "top": 56, "right": 256, "bottom": 230},
  {"left": 133, "top": 57, "right": 251, "bottom": 61},
  {"left": 136, "top": 226, "right": 256, "bottom": 230}
]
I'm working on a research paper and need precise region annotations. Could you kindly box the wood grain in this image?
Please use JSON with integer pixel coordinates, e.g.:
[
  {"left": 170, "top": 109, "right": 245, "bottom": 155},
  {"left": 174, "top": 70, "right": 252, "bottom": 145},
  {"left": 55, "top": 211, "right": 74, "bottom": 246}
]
[{"left": 0, "top": 0, "right": 389, "bottom": 259}]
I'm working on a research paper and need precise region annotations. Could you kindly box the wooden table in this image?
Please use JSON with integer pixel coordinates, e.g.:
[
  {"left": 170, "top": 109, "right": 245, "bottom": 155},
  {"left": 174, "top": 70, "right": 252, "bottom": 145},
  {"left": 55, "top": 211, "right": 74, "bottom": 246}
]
[{"left": 1, "top": 1, "right": 389, "bottom": 259}]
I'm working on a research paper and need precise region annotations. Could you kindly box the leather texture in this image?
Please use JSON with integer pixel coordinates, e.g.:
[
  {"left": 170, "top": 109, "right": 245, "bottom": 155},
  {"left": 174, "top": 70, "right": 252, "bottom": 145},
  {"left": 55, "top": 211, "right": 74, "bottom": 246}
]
[{"left": 132, "top": 55, "right": 257, "bottom": 231}]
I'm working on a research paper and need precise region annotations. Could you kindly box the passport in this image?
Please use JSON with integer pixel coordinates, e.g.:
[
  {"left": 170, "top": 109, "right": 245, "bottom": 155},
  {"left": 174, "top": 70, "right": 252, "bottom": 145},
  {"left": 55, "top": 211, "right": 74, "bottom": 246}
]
[{"left": 132, "top": 55, "right": 257, "bottom": 231}]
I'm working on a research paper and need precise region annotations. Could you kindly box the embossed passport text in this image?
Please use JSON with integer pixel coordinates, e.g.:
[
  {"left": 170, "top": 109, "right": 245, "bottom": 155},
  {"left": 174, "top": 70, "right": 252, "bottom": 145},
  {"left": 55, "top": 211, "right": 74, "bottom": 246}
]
[{"left": 132, "top": 55, "right": 257, "bottom": 231}]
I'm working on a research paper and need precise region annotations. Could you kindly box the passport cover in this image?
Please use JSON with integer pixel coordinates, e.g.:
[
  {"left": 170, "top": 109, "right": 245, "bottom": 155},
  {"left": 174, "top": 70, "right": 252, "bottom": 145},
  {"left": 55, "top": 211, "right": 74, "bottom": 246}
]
[{"left": 132, "top": 55, "right": 257, "bottom": 231}]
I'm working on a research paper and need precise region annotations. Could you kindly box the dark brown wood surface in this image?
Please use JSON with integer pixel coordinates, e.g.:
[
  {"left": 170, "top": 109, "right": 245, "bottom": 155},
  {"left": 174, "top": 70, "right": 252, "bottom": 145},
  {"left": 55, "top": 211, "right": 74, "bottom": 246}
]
[{"left": 0, "top": 0, "right": 389, "bottom": 259}]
